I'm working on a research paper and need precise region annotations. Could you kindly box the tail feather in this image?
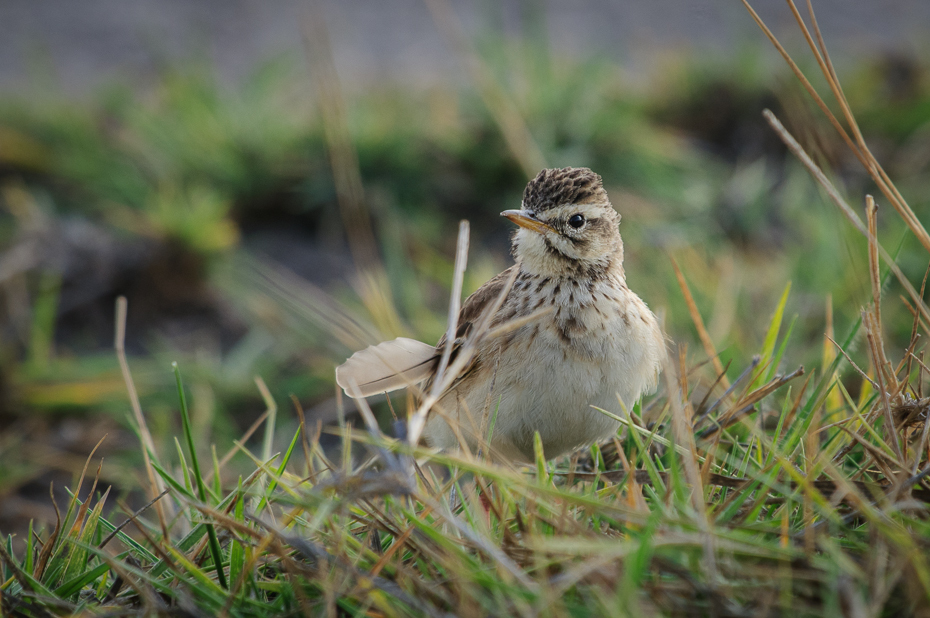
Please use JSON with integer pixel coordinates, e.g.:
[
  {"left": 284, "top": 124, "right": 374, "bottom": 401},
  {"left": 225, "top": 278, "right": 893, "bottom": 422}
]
[{"left": 336, "top": 337, "right": 438, "bottom": 398}]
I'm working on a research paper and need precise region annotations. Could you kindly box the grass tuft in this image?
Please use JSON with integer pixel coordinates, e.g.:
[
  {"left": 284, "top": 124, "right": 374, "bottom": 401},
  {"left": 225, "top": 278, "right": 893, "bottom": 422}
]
[{"left": 1, "top": 2, "right": 930, "bottom": 616}]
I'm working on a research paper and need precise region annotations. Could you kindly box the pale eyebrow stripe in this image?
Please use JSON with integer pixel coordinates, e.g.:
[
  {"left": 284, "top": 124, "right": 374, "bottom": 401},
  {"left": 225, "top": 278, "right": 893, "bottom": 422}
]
[{"left": 545, "top": 203, "right": 603, "bottom": 218}]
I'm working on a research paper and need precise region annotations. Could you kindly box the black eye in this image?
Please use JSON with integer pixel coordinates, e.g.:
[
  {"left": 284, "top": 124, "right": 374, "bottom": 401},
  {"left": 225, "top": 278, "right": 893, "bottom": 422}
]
[{"left": 568, "top": 214, "right": 585, "bottom": 228}]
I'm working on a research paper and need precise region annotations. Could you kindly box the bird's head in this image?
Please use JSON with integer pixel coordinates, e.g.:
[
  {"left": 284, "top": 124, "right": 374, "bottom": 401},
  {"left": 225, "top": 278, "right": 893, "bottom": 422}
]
[{"left": 503, "top": 167, "right": 623, "bottom": 278}]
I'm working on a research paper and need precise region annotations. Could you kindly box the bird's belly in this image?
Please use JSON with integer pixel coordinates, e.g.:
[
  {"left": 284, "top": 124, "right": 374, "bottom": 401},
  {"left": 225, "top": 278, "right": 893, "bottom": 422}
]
[
  {"left": 487, "top": 336, "right": 624, "bottom": 461},
  {"left": 480, "top": 320, "right": 656, "bottom": 461}
]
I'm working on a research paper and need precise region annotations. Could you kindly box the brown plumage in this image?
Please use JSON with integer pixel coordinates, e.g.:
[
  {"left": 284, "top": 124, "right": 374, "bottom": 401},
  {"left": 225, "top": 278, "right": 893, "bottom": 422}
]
[
  {"left": 521, "top": 167, "right": 608, "bottom": 213},
  {"left": 336, "top": 167, "right": 665, "bottom": 462}
]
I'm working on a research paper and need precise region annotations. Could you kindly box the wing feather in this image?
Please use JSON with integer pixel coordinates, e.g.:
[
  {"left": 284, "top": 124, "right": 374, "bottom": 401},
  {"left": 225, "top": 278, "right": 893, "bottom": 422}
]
[
  {"left": 336, "top": 337, "right": 438, "bottom": 398},
  {"left": 437, "top": 265, "right": 517, "bottom": 349},
  {"left": 337, "top": 266, "right": 517, "bottom": 398}
]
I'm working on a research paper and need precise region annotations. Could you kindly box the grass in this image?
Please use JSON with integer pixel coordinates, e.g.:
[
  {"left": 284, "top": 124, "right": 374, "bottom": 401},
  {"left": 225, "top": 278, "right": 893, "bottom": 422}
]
[{"left": 2, "top": 2, "right": 930, "bottom": 615}]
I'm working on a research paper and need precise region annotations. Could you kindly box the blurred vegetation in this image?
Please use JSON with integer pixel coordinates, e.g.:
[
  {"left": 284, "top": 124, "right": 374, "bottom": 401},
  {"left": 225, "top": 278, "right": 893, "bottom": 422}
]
[
  {"left": 2, "top": 0, "right": 930, "bottom": 611},
  {"left": 0, "top": 23, "right": 929, "bottom": 550}
]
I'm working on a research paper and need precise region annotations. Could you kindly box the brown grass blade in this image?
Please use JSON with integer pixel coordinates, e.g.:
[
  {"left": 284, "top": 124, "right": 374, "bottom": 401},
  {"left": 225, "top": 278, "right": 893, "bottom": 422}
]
[
  {"left": 115, "top": 296, "right": 169, "bottom": 538},
  {"left": 670, "top": 257, "right": 730, "bottom": 391},
  {"left": 422, "top": 0, "right": 547, "bottom": 178},
  {"left": 743, "top": 0, "right": 930, "bottom": 254},
  {"left": 301, "top": 1, "right": 402, "bottom": 337},
  {"left": 762, "top": 110, "right": 930, "bottom": 326}
]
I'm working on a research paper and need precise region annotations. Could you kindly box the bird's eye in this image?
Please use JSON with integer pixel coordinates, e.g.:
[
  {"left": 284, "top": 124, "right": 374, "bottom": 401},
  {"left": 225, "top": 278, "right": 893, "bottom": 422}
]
[{"left": 568, "top": 214, "right": 585, "bottom": 228}]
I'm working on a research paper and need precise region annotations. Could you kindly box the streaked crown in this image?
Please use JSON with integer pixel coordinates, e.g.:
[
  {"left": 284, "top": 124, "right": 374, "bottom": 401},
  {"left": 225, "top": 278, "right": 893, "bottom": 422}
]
[{"left": 522, "top": 167, "right": 608, "bottom": 213}]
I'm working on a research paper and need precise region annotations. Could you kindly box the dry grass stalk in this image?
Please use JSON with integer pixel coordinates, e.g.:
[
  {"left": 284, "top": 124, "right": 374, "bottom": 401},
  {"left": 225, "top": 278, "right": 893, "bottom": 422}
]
[
  {"left": 762, "top": 110, "right": 930, "bottom": 326},
  {"left": 671, "top": 257, "right": 730, "bottom": 391},
  {"left": 422, "top": 0, "right": 548, "bottom": 178},
  {"left": 408, "top": 220, "right": 470, "bottom": 448},
  {"left": 115, "top": 296, "right": 169, "bottom": 538},
  {"left": 743, "top": 0, "right": 930, "bottom": 255},
  {"left": 301, "top": 1, "right": 403, "bottom": 338}
]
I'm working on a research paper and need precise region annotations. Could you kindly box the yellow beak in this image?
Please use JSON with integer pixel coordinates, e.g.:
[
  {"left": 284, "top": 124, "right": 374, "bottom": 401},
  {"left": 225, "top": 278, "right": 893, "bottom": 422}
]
[{"left": 500, "top": 209, "right": 555, "bottom": 235}]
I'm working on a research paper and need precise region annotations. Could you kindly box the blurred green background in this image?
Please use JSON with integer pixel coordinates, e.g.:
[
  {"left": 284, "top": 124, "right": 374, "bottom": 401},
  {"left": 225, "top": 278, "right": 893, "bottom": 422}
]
[{"left": 0, "top": 1, "right": 929, "bottom": 536}]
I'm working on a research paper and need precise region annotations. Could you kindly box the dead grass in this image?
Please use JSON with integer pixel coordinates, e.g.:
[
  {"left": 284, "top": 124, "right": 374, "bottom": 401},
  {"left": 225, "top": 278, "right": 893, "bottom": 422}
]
[{"left": 2, "top": 2, "right": 930, "bottom": 616}]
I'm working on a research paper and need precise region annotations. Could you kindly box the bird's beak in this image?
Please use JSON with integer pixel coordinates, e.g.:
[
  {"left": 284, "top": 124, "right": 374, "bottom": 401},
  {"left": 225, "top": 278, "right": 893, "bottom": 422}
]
[{"left": 501, "top": 209, "right": 555, "bottom": 235}]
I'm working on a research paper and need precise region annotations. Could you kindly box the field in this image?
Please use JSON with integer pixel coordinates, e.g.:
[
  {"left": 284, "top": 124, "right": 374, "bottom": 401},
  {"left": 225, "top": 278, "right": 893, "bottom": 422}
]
[{"left": 1, "top": 3, "right": 930, "bottom": 616}]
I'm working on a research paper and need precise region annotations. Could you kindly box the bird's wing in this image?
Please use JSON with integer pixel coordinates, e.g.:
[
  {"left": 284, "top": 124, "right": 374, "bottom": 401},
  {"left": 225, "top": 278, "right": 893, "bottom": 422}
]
[
  {"left": 336, "top": 337, "right": 438, "bottom": 398},
  {"left": 437, "top": 265, "right": 518, "bottom": 350},
  {"left": 337, "top": 265, "right": 517, "bottom": 399}
]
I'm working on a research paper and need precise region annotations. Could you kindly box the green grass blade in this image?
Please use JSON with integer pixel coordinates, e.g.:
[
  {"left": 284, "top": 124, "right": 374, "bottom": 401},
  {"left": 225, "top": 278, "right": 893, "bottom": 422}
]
[
  {"left": 173, "top": 362, "right": 228, "bottom": 589},
  {"left": 754, "top": 281, "right": 791, "bottom": 388},
  {"left": 767, "top": 314, "right": 797, "bottom": 382},
  {"left": 229, "top": 480, "right": 246, "bottom": 588},
  {"left": 212, "top": 445, "right": 222, "bottom": 498},
  {"left": 54, "top": 557, "right": 120, "bottom": 598},
  {"left": 60, "top": 489, "right": 109, "bottom": 591},
  {"left": 25, "top": 520, "right": 34, "bottom": 575},
  {"left": 148, "top": 480, "right": 250, "bottom": 578},
  {"left": 254, "top": 424, "right": 301, "bottom": 516},
  {"left": 534, "top": 431, "right": 548, "bottom": 484},
  {"left": 174, "top": 437, "right": 194, "bottom": 498},
  {"left": 150, "top": 459, "right": 198, "bottom": 502}
]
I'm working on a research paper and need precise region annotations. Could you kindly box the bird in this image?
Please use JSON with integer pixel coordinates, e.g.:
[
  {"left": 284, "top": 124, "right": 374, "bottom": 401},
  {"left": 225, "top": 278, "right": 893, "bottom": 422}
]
[{"left": 336, "top": 167, "right": 665, "bottom": 463}]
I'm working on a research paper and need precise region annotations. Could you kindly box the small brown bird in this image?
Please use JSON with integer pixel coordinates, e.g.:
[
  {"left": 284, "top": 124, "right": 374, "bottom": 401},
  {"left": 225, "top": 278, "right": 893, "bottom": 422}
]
[{"left": 337, "top": 167, "right": 665, "bottom": 462}]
